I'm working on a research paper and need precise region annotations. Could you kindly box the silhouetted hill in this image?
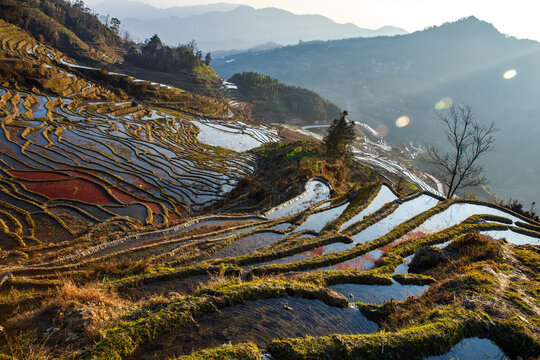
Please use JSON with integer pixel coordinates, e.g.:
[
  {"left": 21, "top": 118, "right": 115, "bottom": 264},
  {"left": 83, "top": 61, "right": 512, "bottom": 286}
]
[
  {"left": 93, "top": 3, "right": 407, "bottom": 51},
  {"left": 213, "top": 17, "right": 540, "bottom": 204}
]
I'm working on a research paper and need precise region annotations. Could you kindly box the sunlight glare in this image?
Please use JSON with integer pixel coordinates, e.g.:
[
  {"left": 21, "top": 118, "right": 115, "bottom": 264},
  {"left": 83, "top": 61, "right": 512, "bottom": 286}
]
[
  {"left": 395, "top": 115, "right": 411, "bottom": 128},
  {"left": 503, "top": 69, "right": 517, "bottom": 79}
]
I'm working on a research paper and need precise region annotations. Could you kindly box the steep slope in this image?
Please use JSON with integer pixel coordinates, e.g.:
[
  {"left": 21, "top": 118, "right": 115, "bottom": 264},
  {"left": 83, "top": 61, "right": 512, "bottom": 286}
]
[
  {"left": 213, "top": 17, "right": 540, "bottom": 204},
  {"left": 0, "top": 0, "right": 230, "bottom": 98},
  {"left": 0, "top": 0, "right": 123, "bottom": 63},
  {"left": 1, "top": 156, "right": 538, "bottom": 359},
  {"left": 109, "top": 4, "right": 407, "bottom": 51}
]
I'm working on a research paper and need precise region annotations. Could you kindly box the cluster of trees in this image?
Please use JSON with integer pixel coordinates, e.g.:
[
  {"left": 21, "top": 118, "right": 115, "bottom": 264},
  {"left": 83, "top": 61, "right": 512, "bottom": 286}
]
[
  {"left": 500, "top": 199, "right": 537, "bottom": 221},
  {"left": 103, "top": 15, "right": 121, "bottom": 35},
  {"left": 323, "top": 111, "right": 355, "bottom": 158},
  {"left": 125, "top": 34, "right": 211, "bottom": 72},
  {"left": 230, "top": 72, "right": 341, "bottom": 123},
  {"left": 0, "top": 0, "right": 121, "bottom": 49}
]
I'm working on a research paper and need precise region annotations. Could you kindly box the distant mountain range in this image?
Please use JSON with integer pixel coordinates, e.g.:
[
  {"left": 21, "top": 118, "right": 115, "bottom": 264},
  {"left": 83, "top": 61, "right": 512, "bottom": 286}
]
[
  {"left": 213, "top": 17, "right": 540, "bottom": 204},
  {"left": 92, "top": 1, "right": 407, "bottom": 51},
  {"left": 93, "top": 1, "right": 240, "bottom": 20}
]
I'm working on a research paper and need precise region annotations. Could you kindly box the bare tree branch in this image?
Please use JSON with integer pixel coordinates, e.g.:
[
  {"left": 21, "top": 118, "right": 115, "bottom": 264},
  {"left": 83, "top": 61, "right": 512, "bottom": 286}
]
[{"left": 424, "top": 104, "right": 498, "bottom": 198}]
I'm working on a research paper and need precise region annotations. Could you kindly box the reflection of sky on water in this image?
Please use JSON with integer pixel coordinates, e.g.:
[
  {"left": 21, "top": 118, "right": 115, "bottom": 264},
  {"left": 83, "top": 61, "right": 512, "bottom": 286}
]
[
  {"left": 425, "top": 337, "right": 509, "bottom": 360},
  {"left": 328, "top": 282, "right": 429, "bottom": 304}
]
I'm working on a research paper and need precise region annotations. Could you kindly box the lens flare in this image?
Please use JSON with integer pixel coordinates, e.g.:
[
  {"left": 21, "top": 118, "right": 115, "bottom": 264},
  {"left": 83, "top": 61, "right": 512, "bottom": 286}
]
[
  {"left": 395, "top": 116, "right": 410, "bottom": 128},
  {"left": 375, "top": 124, "right": 389, "bottom": 137},
  {"left": 435, "top": 97, "right": 453, "bottom": 110},
  {"left": 503, "top": 69, "right": 517, "bottom": 79}
]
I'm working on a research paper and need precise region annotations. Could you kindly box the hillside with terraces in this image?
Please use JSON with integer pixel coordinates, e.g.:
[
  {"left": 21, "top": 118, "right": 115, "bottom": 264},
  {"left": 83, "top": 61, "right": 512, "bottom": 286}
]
[{"left": 0, "top": 9, "right": 538, "bottom": 360}]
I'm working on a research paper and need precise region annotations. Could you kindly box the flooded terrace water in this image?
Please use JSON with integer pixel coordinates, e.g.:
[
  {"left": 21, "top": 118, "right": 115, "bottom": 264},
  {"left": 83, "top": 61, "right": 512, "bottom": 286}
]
[
  {"left": 424, "top": 337, "right": 509, "bottom": 360},
  {"left": 328, "top": 282, "right": 429, "bottom": 304},
  {"left": 293, "top": 201, "right": 349, "bottom": 233},
  {"left": 209, "top": 232, "right": 285, "bottom": 259},
  {"left": 128, "top": 297, "right": 377, "bottom": 359}
]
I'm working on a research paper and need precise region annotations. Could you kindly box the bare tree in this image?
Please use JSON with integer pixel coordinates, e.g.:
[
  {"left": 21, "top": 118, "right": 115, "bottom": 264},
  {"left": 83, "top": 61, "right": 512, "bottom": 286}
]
[{"left": 425, "top": 104, "right": 498, "bottom": 198}]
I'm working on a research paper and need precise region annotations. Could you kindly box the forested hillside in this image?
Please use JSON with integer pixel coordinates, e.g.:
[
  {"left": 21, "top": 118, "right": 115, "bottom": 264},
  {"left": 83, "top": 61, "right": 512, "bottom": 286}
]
[
  {"left": 0, "top": 0, "right": 222, "bottom": 96},
  {"left": 0, "top": 0, "right": 123, "bottom": 62},
  {"left": 230, "top": 72, "right": 341, "bottom": 124}
]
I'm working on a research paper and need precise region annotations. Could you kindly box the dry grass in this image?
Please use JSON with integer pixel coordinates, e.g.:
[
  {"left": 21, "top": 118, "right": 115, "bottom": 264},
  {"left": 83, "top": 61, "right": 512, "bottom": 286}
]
[
  {"left": 2, "top": 280, "right": 130, "bottom": 358},
  {"left": 134, "top": 291, "right": 186, "bottom": 308},
  {"left": 86, "top": 258, "right": 152, "bottom": 280},
  {"left": 51, "top": 279, "right": 124, "bottom": 307},
  {"left": 2, "top": 330, "right": 51, "bottom": 360},
  {"left": 196, "top": 273, "right": 241, "bottom": 292}
]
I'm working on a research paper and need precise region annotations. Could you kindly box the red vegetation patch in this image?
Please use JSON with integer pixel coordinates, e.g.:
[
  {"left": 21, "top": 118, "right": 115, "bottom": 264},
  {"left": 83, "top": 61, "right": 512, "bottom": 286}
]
[
  {"left": 61, "top": 169, "right": 165, "bottom": 215},
  {"left": 21, "top": 178, "right": 118, "bottom": 204},
  {"left": 175, "top": 204, "right": 188, "bottom": 217},
  {"left": 121, "top": 173, "right": 155, "bottom": 191},
  {"left": 67, "top": 169, "right": 157, "bottom": 194},
  {"left": 5, "top": 126, "right": 25, "bottom": 144},
  {"left": 9, "top": 170, "right": 70, "bottom": 181},
  {"left": 301, "top": 247, "right": 325, "bottom": 258},
  {"left": 401, "top": 229, "right": 430, "bottom": 241},
  {"left": 139, "top": 200, "right": 162, "bottom": 214},
  {"left": 333, "top": 253, "right": 379, "bottom": 271},
  {"left": 167, "top": 211, "right": 182, "bottom": 223},
  {"left": 379, "top": 242, "right": 398, "bottom": 253},
  {"left": 379, "top": 228, "right": 431, "bottom": 253}
]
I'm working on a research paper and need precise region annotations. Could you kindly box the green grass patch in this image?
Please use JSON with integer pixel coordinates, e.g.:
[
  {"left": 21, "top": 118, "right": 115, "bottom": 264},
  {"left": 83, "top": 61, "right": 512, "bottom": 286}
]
[{"left": 178, "top": 342, "right": 260, "bottom": 360}]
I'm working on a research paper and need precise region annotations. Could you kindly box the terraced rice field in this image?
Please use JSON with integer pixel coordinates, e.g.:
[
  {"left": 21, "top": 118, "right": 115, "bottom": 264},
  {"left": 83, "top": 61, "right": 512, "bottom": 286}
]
[
  {"left": 2, "top": 178, "right": 538, "bottom": 359},
  {"left": 0, "top": 84, "right": 281, "bottom": 247}
]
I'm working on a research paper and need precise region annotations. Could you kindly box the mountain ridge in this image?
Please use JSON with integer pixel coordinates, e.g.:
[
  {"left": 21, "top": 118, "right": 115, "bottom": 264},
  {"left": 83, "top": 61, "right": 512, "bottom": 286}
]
[{"left": 94, "top": 2, "right": 407, "bottom": 51}]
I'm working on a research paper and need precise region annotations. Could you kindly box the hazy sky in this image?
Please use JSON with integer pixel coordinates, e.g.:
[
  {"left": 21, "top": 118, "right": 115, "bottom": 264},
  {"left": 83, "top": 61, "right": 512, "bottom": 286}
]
[{"left": 88, "top": 0, "right": 540, "bottom": 41}]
